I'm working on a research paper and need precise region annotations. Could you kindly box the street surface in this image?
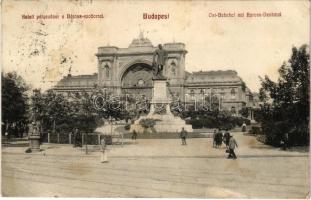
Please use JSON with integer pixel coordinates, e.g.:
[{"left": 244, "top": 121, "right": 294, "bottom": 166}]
[{"left": 2, "top": 132, "right": 310, "bottom": 198}]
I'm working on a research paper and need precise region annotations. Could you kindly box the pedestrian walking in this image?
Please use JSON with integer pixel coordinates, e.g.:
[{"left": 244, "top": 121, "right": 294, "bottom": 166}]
[
  {"left": 132, "top": 130, "right": 137, "bottom": 140},
  {"left": 180, "top": 127, "right": 187, "bottom": 145},
  {"left": 212, "top": 129, "right": 217, "bottom": 148},
  {"left": 224, "top": 130, "right": 230, "bottom": 147},
  {"left": 100, "top": 137, "right": 108, "bottom": 163},
  {"left": 216, "top": 130, "right": 223, "bottom": 148},
  {"left": 228, "top": 134, "right": 238, "bottom": 159},
  {"left": 74, "top": 128, "right": 82, "bottom": 147},
  {"left": 282, "top": 133, "right": 289, "bottom": 150},
  {"left": 242, "top": 122, "right": 247, "bottom": 132}
]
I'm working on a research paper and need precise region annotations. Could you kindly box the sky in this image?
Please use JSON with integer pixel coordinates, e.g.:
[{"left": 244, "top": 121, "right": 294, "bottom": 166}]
[{"left": 2, "top": 0, "right": 310, "bottom": 92}]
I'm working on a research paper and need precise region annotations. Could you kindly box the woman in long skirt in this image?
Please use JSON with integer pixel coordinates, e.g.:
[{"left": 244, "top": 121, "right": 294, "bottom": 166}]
[{"left": 100, "top": 137, "right": 108, "bottom": 163}]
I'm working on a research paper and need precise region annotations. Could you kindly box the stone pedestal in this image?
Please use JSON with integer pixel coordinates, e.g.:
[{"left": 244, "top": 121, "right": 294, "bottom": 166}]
[
  {"left": 131, "top": 78, "right": 193, "bottom": 133},
  {"left": 28, "top": 123, "right": 41, "bottom": 152},
  {"left": 29, "top": 134, "right": 41, "bottom": 152}
]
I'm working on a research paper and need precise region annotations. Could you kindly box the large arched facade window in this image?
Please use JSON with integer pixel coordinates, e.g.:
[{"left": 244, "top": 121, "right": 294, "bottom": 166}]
[{"left": 120, "top": 62, "right": 153, "bottom": 100}]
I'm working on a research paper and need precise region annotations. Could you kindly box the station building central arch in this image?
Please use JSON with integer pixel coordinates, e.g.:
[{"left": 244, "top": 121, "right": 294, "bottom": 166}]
[{"left": 121, "top": 62, "right": 153, "bottom": 99}]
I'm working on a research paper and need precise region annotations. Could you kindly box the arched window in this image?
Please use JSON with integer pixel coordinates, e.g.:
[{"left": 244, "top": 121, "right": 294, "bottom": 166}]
[
  {"left": 104, "top": 64, "right": 110, "bottom": 78},
  {"left": 190, "top": 89, "right": 195, "bottom": 97},
  {"left": 211, "top": 88, "right": 216, "bottom": 95},
  {"left": 231, "top": 106, "right": 236, "bottom": 114},
  {"left": 231, "top": 88, "right": 236, "bottom": 99},
  {"left": 170, "top": 61, "right": 176, "bottom": 76}
]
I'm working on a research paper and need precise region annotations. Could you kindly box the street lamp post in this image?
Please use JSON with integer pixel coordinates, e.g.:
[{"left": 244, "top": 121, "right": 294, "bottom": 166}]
[
  {"left": 209, "top": 91, "right": 212, "bottom": 111},
  {"left": 185, "top": 94, "right": 189, "bottom": 111},
  {"left": 53, "top": 119, "right": 56, "bottom": 135},
  {"left": 109, "top": 116, "right": 112, "bottom": 136},
  {"left": 85, "top": 132, "right": 88, "bottom": 155},
  {"left": 125, "top": 94, "right": 129, "bottom": 111},
  {"left": 218, "top": 95, "right": 221, "bottom": 111},
  {"left": 203, "top": 94, "right": 207, "bottom": 111}
]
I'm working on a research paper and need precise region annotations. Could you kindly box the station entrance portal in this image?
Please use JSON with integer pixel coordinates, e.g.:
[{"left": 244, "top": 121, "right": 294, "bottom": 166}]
[{"left": 121, "top": 63, "right": 153, "bottom": 100}]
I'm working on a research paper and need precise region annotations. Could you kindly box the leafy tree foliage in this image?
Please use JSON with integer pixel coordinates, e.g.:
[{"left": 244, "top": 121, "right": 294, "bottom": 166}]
[
  {"left": 256, "top": 45, "right": 309, "bottom": 146},
  {"left": 30, "top": 89, "right": 134, "bottom": 135},
  {"left": 30, "top": 90, "right": 100, "bottom": 134},
  {"left": 239, "top": 107, "right": 249, "bottom": 118},
  {"left": 2, "top": 72, "right": 29, "bottom": 137},
  {"left": 181, "top": 109, "right": 250, "bottom": 130},
  {"left": 92, "top": 90, "right": 131, "bottom": 121}
]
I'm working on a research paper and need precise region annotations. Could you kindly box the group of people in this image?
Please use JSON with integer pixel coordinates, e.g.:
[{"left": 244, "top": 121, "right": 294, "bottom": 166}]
[
  {"left": 213, "top": 129, "right": 238, "bottom": 159},
  {"left": 213, "top": 129, "right": 225, "bottom": 148},
  {"left": 213, "top": 129, "right": 234, "bottom": 148},
  {"left": 179, "top": 127, "right": 238, "bottom": 159}
]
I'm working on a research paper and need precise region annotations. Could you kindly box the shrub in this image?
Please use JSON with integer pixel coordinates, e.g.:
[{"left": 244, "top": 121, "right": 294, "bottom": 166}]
[
  {"left": 249, "top": 126, "right": 261, "bottom": 134},
  {"left": 201, "top": 116, "right": 218, "bottom": 128},
  {"left": 263, "top": 121, "right": 288, "bottom": 146},
  {"left": 139, "top": 119, "right": 157, "bottom": 128},
  {"left": 234, "top": 117, "right": 250, "bottom": 127},
  {"left": 182, "top": 110, "right": 251, "bottom": 130},
  {"left": 189, "top": 119, "right": 203, "bottom": 129},
  {"left": 124, "top": 124, "right": 131, "bottom": 130}
]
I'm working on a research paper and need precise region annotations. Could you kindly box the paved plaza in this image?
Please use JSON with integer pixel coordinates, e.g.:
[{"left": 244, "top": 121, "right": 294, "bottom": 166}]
[{"left": 2, "top": 132, "right": 310, "bottom": 198}]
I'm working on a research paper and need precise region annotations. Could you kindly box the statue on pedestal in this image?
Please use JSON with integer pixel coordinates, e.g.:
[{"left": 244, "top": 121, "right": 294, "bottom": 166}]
[
  {"left": 28, "top": 121, "right": 41, "bottom": 152},
  {"left": 152, "top": 44, "right": 167, "bottom": 79},
  {"left": 129, "top": 43, "right": 193, "bottom": 134}
]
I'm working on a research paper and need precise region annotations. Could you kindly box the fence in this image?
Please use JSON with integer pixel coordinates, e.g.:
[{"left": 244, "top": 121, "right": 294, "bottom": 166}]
[{"left": 42, "top": 132, "right": 112, "bottom": 145}]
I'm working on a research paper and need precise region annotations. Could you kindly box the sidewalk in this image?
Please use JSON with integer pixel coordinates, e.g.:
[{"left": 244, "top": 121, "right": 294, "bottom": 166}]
[{"left": 2, "top": 132, "right": 308, "bottom": 158}]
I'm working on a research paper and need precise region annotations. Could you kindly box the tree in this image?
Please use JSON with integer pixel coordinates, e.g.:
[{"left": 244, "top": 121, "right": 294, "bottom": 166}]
[
  {"left": 239, "top": 107, "right": 249, "bottom": 118},
  {"left": 30, "top": 89, "right": 103, "bottom": 136},
  {"left": 257, "top": 45, "right": 309, "bottom": 146},
  {"left": 2, "top": 72, "right": 29, "bottom": 137}
]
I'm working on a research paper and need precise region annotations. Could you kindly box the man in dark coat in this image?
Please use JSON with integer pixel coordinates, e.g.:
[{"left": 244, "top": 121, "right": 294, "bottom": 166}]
[
  {"left": 282, "top": 133, "right": 289, "bottom": 150},
  {"left": 224, "top": 130, "right": 231, "bottom": 147},
  {"left": 132, "top": 130, "right": 137, "bottom": 140},
  {"left": 180, "top": 127, "right": 188, "bottom": 145},
  {"left": 216, "top": 130, "right": 223, "bottom": 148},
  {"left": 212, "top": 129, "right": 217, "bottom": 148}
]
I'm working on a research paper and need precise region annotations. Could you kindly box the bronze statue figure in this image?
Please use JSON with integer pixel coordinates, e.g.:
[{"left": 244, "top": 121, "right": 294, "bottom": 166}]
[{"left": 152, "top": 44, "right": 167, "bottom": 78}]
